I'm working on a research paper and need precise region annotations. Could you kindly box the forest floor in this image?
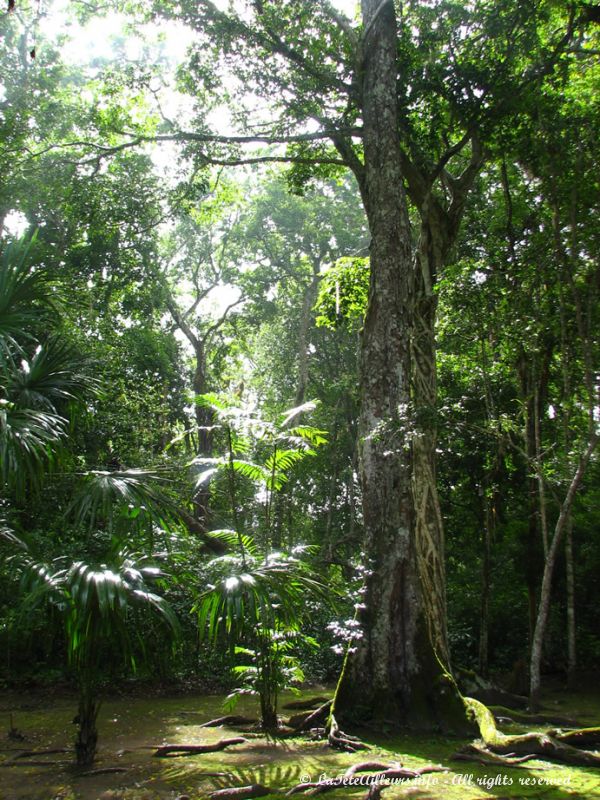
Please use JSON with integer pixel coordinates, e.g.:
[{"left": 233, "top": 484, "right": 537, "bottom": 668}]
[{"left": 0, "top": 685, "right": 599, "bottom": 800}]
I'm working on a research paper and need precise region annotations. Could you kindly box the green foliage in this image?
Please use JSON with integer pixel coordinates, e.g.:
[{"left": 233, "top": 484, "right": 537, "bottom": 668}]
[
  {"left": 67, "top": 468, "right": 178, "bottom": 533},
  {"left": 225, "top": 629, "right": 316, "bottom": 714},
  {"left": 0, "top": 237, "right": 54, "bottom": 354},
  {"left": 19, "top": 548, "right": 179, "bottom": 674},
  {"left": 315, "top": 257, "right": 369, "bottom": 330},
  {"left": 1, "top": 0, "right": 599, "bottom": 707},
  {"left": 0, "top": 236, "right": 93, "bottom": 497},
  {"left": 191, "top": 395, "right": 326, "bottom": 546},
  {"left": 195, "top": 537, "right": 327, "bottom": 726}
]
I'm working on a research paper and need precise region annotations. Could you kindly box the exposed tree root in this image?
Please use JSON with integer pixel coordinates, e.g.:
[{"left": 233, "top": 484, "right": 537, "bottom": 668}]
[
  {"left": 470, "top": 688, "right": 529, "bottom": 709},
  {"left": 549, "top": 727, "right": 600, "bottom": 748},
  {"left": 290, "top": 700, "right": 332, "bottom": 732},
  {"left": 200, "top": 716, "right": 257, "bottom": 728},
  {"left": 282, "top": 696, "right": 330, "bottom": 711},
  {"left": 327, "top": 713, "right": 369, "bottom": 752},
  {"left": 453, "top": 744, "right": 550, "bottom": 768},
  {"left": 456, "top": 667, "right": 528, "bottom": 710},
  {"left": 13, "top": 748, "right": 70, "bottom": 758},
  {"left": 1, "top": 760, "right": 65, "bottom": 767},
  {"left": 465, "top": 698, "right": 600, "bottom": 768},
  {"left": 79, "top": 767, "right": 129, "bottom": 776},
  {"left": 208, "top": 786, "right": 271, "bottom": 799},
  {"left": 153, "top": 737, "right": 247, "bottom": 758},
  {"left": 490, "top": 706, "right": 580, "bottom": 728}
]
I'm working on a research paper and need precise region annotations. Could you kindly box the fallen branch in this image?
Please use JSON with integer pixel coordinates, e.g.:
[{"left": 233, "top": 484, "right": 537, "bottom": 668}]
[
  {"left": 154, "top": 737, "right": 247, "bottom": 758},
  {"left": 13, "top": 748, "right": 70, "bottom": 759}
]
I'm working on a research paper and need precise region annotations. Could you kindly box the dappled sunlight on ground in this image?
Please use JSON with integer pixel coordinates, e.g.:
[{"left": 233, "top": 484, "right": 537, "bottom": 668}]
[{"left": 0, "top": 687, "right": 599, "bottom": 799}]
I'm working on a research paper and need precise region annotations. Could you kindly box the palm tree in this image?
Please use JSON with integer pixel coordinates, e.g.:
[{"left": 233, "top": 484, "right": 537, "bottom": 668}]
[
  {"left": 19, "top": 547, "right": 179, "bottom": 766},
  {"left": 1, "top": 236, "right": 179, "bottom": 765},
  {"left": 192, "top": 396, "right": 331, "bottom": 729},
  {"left": 196, "top": 538, "right": 326, "bottom": 730},
  {"left": 0, "top": 235, "right": 91, "bottom": 497}
]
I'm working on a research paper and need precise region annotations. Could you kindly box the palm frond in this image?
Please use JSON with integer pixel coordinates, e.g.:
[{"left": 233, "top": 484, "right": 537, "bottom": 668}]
[
  {"left": 279, "top": 401, "right": 318, "bottom": 428},
  {"left": 284, "top": 426, "right": 328, "bottom": 447},
  {"left": 208, "top": 529, "right": 258, "bottom": 554},
  {"left": 6, "top": 337, "right": 96, "bottom": 411},
  {"left": 0, "top": 236, "right": 55, "bottom": 356},
  {"left": 195, "top": 544, "right": 329, "bottom": 646},
  {"left": 17, "top": 549, "right": 179, "bottom": 670},
  {"left": 0, "top": 402, "right": 67, "bottom": 496},
  {"left": 67, "top": 469, "right": 177, "bottom": 532}
]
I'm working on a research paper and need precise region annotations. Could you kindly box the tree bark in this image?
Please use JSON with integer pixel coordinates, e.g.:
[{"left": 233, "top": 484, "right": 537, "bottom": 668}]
[
  {"left": 295, "top": 261, "right": 321, "bottom": 405},
  {"left": 529, "top": 433, "right": 598, "bottom": 709},
  {"left": 192, "top": 340, "right": 214, "bottom": 527},
  {"left": 565, "top": 518, "right": 577, "bottom": 688},
  {"left": 75, "top": 689, "right": 99, "bottom": 767},
  {"left": 478, "top": 484, "right": 493, "bottom": 679},
  {"left": 332, "top": 0, "right": 468, "bottom": 733}
]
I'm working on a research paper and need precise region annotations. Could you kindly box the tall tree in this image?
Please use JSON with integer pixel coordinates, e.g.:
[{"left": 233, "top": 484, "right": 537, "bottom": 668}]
[
  {"left": 141, "top": 0, "right": 589, "bottom": 730},
  {"left": 9, "top": 0, "right": 593, "bottom": 730}
]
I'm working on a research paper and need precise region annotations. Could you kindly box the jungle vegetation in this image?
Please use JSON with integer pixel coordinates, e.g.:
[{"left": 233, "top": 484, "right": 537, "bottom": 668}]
[{"left": 0, "top": 0, "right": 599, "bottom": 782}]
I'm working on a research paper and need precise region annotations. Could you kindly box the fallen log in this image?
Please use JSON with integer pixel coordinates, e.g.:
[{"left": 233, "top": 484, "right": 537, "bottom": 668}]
[{"left": 154, "top": 737, "right": 247, "bottom": 758}]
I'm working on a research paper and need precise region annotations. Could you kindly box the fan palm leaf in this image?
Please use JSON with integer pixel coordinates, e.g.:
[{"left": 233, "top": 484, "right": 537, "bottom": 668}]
[
  {"left": 0, "top": 236, "right": 55, "bottom": 356},
  {"left": 196, "top": 546, "right": 328, "bottom": 646},
  {"left": 0, "top": 402, "right": 67, "bottom": 495},
  {"left": 6, "top": 336, "right": 94, "bottom": 411},
  {"left": 17, "top": 547, "right": 178, "bottom": 765},
  {"left": 67, "top": 468, "right": 179, "bottom": 532}
]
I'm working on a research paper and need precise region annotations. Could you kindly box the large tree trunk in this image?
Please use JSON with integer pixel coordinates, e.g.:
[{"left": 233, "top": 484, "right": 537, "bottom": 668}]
[{"left": 333, "top": 0, "right": 468, "bottom": 734}]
